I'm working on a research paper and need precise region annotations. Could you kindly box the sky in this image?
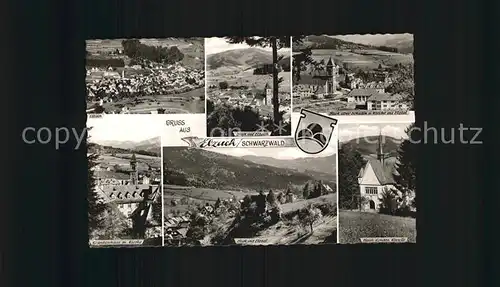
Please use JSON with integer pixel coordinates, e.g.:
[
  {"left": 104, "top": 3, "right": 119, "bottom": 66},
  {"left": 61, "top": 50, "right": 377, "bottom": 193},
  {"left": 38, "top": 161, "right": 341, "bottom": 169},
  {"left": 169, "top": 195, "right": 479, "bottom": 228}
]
[
  {"left": 208, "top": 140, "right": 337, "bottom": 160},
  {"left": 339, "top": 122, "right": 413, "bottom": 143},
  {"left": 205, "top": 37, "right": 291, "bottom": 55},
  {"left": 329, "top": 33, "right": 413, "bottom": 47},
  {"left": 87, "top": 115, "right": 164, "bottom": 143}
]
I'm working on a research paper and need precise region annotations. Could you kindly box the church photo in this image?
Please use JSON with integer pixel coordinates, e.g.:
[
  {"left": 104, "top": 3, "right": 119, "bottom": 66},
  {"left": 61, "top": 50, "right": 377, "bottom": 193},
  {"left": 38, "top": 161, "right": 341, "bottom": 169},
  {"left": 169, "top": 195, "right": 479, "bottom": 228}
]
[
  {"left": 292, "top": 34, "right": 414, "bottom": 115},
  {"left": 87, "top": 115, "right": 163, "bottom": 247},
  {"left": 337, "top": 121, "right": 416, "bottom": 244},
  {"left": 205, "top": 37, "right": 292, "bottom": 136}
]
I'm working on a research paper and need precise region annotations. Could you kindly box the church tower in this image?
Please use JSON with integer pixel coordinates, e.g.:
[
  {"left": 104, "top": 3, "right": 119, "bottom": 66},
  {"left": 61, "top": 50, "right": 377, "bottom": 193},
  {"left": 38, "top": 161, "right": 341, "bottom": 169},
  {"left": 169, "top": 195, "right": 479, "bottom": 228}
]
[
  {"left": 377, "top": 131, "right": 385, "bottom": 166},
  {"left": 325, "top": 57, "right": 338, "bottom": 93},
  {"left": 130, "top": 153, "right": 138, "bottom": 185}
]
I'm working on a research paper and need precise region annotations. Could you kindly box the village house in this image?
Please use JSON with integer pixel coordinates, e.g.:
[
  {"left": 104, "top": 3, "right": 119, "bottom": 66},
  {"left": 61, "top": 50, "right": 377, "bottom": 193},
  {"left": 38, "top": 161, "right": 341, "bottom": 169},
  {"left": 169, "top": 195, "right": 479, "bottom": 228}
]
[
  {"left": 366, "top": 93, "right": 408, "bottom": 111},
  {"left": 98, "top": 184, "right": 159, "bottom": 218},
  {"left": 346, "top": 88, "right": 384, "bottom": 105}
]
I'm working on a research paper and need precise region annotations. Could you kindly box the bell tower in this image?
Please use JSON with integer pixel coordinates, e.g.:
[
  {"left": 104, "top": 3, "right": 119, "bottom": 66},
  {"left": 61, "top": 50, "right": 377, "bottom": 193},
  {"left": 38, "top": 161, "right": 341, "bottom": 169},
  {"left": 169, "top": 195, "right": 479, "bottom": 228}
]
[
  {"left": 130, "top": 153, "right": 138, "bottom": 185},
  {"left": 376, "top": 131, "right": 389, "bottom": 166}
]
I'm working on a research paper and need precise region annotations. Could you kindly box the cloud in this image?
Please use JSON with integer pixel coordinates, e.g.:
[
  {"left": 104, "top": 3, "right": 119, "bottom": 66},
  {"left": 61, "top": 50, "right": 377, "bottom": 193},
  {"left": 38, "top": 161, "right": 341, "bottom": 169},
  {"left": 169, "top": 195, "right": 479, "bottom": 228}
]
[{"left": 87, "top": 115, "right": 164, "bottom": 143}]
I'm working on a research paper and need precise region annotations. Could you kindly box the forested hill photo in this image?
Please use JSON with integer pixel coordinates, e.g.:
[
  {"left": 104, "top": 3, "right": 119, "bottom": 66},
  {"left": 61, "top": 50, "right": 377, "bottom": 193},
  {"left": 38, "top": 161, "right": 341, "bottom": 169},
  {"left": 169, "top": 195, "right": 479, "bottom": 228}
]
[{"left": 163, "top": 147, "right": 336, "bottom": 192}]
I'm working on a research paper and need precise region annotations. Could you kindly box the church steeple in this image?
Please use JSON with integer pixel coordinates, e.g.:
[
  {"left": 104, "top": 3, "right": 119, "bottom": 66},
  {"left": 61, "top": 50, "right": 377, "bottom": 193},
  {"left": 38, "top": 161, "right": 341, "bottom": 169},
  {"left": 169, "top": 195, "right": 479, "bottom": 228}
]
[
  {"left": 130, "top": 153, "right": 138, "bottom": 185},
  {"left": 377, "top": 131, "right": 385, "bottom": 165}
]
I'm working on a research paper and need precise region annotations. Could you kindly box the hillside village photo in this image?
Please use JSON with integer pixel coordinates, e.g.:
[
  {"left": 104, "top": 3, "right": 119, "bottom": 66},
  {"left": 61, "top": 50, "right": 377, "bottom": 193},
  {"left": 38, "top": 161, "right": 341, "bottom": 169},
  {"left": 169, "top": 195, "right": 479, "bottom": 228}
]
[
  {"left": 161, "top": 146, "right": 338, "bottom": 246},
  {"left": 206, "top": 37, "right": 292, "bottom": 136},
  {"left": 292, "top": 34, "right": 414, "bottom": 115},
  {"left": 87, "top": 116, "right": 163, "bottom": 247},
  {"left": 86, "top": 38, "right": 205, "bottom": 114},
  {"left": 337, "top": 122, "right": 417, "bottom": 244}
]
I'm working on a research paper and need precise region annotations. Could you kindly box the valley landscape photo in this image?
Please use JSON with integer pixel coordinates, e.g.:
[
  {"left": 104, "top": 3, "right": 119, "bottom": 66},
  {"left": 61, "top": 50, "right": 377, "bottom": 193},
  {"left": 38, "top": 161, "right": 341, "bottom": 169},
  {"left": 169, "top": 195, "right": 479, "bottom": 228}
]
[
  {"left": 292, "top": 34, "right": 414, "bottom": 115},
  {"left": 162, "top": 146, "right": 338, "bottom": 246},
  {"left": 87, "top": 116, "right": 163, "bottom": 247},
  {"left": 206, "top": 37, "right": 292, "bottom": 136},
  {"left": 337, "top": 122, "right": 417, "bottom": 244},
  {"left": 86, "top": 38, "right": 205, "bottom": 114}
]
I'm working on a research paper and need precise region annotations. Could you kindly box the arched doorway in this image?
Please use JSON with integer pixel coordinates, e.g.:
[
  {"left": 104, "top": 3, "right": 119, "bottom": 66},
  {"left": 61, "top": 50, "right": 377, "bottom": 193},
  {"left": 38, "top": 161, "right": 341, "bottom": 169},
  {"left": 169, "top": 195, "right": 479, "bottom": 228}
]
[{"left": 369, "top": 200, "right": 376, "bottom": 210}]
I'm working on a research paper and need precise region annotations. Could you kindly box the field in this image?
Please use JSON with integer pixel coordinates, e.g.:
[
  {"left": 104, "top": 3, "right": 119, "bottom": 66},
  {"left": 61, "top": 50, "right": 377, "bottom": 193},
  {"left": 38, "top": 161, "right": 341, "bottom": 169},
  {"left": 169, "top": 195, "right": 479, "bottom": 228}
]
[
  {"left": 208, "top": 69, "right": 291, "bottom": 93},
  {"left": 86, "top": 38, "right": 204, "bottom": 69},
  {"left": 280, "top": 193, "right": 336, "bottom": 215},
  {"left": 91, "top": 88, "right": 205, "bottom": 114},
  {"left": 98, "top": 153, "right": 161, "bottom": 172},
  {"left": 292, "top": 99, "right": 348, "bottom": 113},
  {"left": 339, "top": 210, "right": 416, "bottom": 244},
  {"left": 311, "top": 49, "right": 413, "bottom": 70}
]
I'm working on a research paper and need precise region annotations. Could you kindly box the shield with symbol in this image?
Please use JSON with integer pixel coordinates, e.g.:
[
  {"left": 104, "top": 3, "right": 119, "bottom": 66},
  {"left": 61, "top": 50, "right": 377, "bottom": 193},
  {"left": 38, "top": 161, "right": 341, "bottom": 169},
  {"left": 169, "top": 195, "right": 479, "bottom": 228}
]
[{"left": 294, "top": 109, "right": 338, "bottom": 155}]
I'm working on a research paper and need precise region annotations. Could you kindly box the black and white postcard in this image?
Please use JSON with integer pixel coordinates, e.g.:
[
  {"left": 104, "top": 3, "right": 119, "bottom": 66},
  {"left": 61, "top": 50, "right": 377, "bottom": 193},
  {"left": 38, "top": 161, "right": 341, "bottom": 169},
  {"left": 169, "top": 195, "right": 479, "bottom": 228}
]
[
  {"left": 161, "top": 133, "right": 338, "bottom": 246},
  {"left": 292, "top": 34, "right": 414, "bottom": 116},
  {"left": 205, "top": 37, "right": 292, "bottom": 137},
  {"left": 87, "top": 115, "right": 163, "bottom": 247},
  {"left": 338, "top": 120, "right": 416, "bottom": 244},
  {"left": 86, "top": 38, "right": 205, "bottom": 114}
]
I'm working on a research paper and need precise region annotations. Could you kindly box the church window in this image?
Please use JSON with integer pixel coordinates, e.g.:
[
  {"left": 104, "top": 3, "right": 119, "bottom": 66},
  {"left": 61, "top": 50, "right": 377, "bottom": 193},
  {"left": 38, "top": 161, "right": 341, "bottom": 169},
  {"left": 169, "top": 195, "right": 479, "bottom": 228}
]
[{"left": 366, "top": 187, "right": 378, "bottom": 195}]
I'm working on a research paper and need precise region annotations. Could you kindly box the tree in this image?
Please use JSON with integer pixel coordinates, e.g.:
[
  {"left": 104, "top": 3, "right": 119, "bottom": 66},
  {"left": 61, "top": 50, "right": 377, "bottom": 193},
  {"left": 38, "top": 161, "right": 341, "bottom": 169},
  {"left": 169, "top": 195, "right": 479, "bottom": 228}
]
[
  {"left": 151, "top": 191, "right": 162, "bottom": 224},
  {"left": 386, "top": 64, "right": 415, "bottom": 109},
  {"left": 225, "top": 37, "right": 290, "bottom": 126},
  {"left": 379, "top": 188, "right": 399, "bottom": 215},
  {"left": 186, "top": 212, "right": 209, "bottom": 243},
  {"left": 214, "top": 198, "right": 222, "bottom": 210},
  {"left": 218, "top": 81, "right": 228, "bottom": 90},
  {"left": 298, "top": 204, "right": 322, "bottom": 233},
  {"left": 302, "top": 182, "right": 310, "bottom": 199},
  {"left": 266, "top": 190, "right": 277, "bottom": 206},
  {"left": 87, "top": 128, "right": 107, "bottom": 236},
  {"left": 338, "top": 144, "right": 365, "bottom": 210},
  {"left": 291, "top": 36, "right": 324, "bottom": 83},
  {"left": 394, "top": 123, "right": 417, "bottom": 208}
]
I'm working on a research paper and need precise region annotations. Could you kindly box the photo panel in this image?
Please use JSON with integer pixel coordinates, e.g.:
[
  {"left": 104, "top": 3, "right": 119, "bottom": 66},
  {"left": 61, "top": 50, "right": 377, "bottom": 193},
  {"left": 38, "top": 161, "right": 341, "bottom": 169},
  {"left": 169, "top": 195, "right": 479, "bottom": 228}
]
[
  {"left": 337, "top": 118, "right": 417, "bottom": 244},
  {"left": 161, "top": 124, "right": 338, "bottom": 247},
  {"left": 205, "top": 37, "right": 293, "bottom": 137},
  {"left": 292, "top": 34, "right": 414, "bottom": 116},
  {"left": 86, "top": 38, "right": 205, "bottom": 114},
  {"left": 87, "top": 115, "right": 166, "bottom": 247}
]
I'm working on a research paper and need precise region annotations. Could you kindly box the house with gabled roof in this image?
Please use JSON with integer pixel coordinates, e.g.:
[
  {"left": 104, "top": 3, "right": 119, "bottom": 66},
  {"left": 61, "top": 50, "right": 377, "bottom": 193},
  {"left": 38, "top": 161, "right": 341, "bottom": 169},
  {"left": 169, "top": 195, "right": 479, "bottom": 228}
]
[
  {"left": 366, "top": 93, "right": 408, "bottom": 111},
  {"left": 357, "top": 133, "right": 398, "bottom": 211}
]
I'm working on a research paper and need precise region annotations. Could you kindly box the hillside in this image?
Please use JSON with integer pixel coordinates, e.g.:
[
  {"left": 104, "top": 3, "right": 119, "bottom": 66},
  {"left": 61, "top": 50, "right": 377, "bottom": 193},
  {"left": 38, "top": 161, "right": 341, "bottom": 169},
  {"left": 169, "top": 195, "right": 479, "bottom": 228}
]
[
  {"left": 295, "top": 34, "right": 413, "bottom": 54},
  {"left": 294, "top": 35, "right": 374, "bottom": 51},
  {"left": 340, "top": 135, "right": 401, "bottom": 158},
  {"left": 332, "top": 34, "right": 414, "bottom": 54},
  {"left": 95, "top": 137, "right": 161, "bottom": 156},
  {"left": 207, "top": 48, "right": 290, "bottom": 71},
  {"left": 162, "top": 147, "right": 331, "bottom": 192},
  {"left": 241, "top": 154, "right": 336, "bottom": 183}
]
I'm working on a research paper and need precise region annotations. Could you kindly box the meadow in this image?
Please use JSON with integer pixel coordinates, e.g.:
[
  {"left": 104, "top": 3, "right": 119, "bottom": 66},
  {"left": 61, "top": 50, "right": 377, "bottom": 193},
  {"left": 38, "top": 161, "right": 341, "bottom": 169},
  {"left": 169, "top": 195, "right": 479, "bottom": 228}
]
[
  {"left": 339, "top": 210, "right": 416, "bottom": 244},
  {"left": 208, "top": 70, "right": 291, "bottom": 93},
  {"left": 311, "top": 49, "right": 413, "bottom": 70},
  {"left": 95, "top": 87, "right": 205, "bottom": 114}
]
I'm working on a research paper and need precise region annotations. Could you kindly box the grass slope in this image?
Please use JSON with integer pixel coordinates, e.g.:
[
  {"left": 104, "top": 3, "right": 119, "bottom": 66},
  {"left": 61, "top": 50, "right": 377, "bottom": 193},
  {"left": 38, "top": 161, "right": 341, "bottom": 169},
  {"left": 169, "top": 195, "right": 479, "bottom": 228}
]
[{"left": 339, "top": 211, "right": 416, "bottom": 243}]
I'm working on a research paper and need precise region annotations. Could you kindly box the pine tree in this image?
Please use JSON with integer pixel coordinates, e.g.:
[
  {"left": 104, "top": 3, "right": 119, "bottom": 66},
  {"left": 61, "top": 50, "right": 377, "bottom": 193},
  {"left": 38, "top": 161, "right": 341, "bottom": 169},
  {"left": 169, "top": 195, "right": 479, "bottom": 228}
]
[
  {"left": 394, "top": 123, "right": 417, "bottom": 207},
  {"left": 386, "top": 64, "right": 415, "bottom": 109},
  {"left": 338, "top": 143, "right": 365, "bottom": 210},
  {"left": 225, "top": 37, "right": 290, "bottom": 127},
  {"left": 87, "top": 128, "right": 107, "bottom": 236}
]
